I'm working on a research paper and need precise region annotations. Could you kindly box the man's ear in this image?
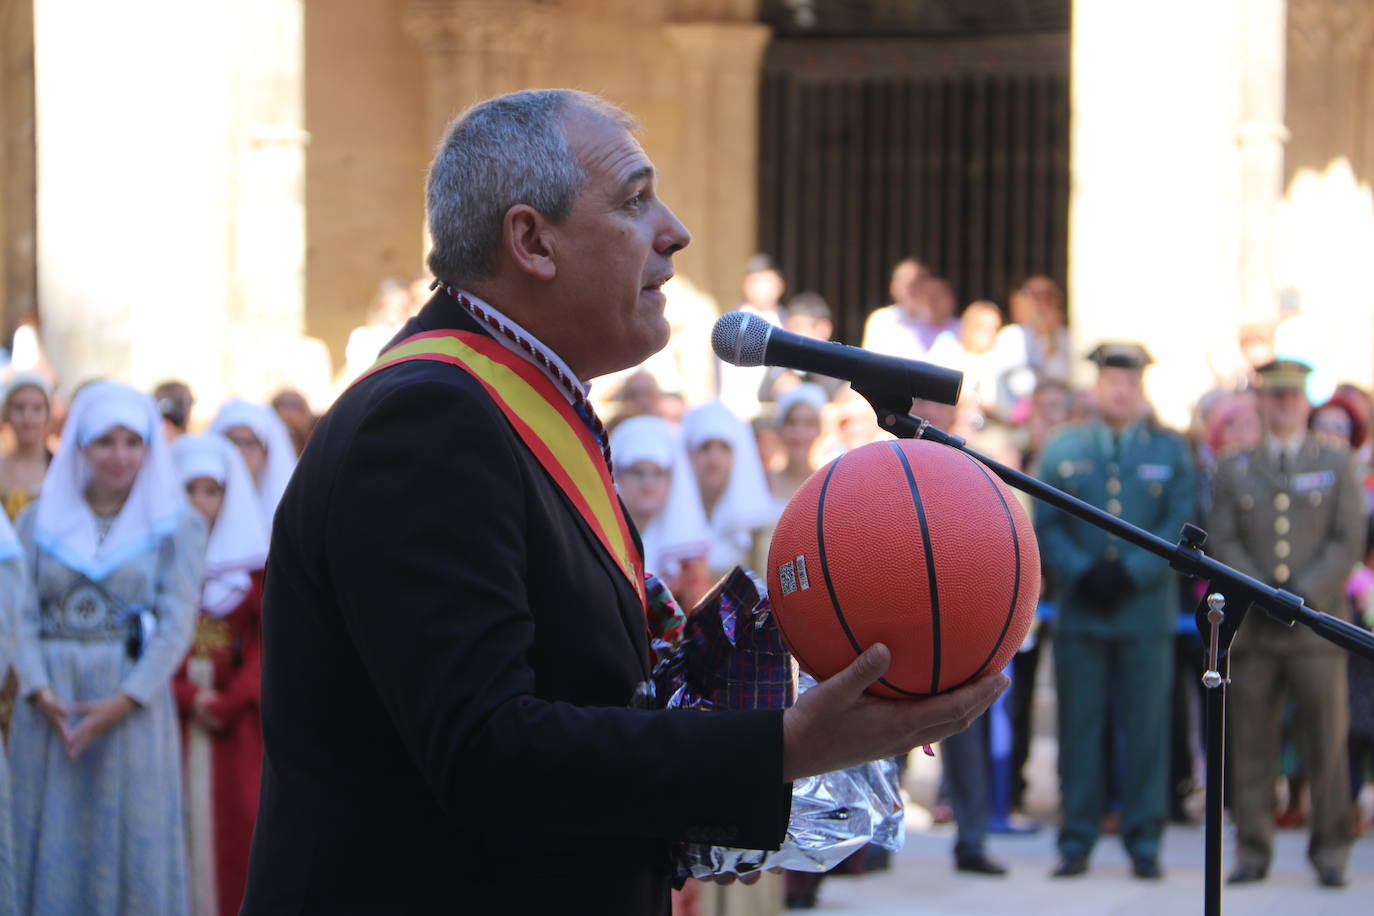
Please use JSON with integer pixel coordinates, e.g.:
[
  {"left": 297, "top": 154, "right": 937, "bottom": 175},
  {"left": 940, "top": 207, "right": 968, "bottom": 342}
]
[{"left": 502, "top": 204, "right": 557, "bottom": 281}]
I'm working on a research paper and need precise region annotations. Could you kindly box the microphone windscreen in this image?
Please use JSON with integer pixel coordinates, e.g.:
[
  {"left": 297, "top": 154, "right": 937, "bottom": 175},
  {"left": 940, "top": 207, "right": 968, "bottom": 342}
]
[{"left": 711, "top": 312, "right": 772, "bottom": 367}]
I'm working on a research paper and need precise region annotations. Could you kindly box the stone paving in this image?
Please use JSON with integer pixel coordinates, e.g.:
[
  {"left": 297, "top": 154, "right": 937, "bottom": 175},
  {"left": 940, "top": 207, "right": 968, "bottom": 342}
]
[
  {"left": 804, "top": 738, "right": 1373, "bottom": 915},
  {"left": 807, "top": 816, "right": 1372, "bottom": 915}
]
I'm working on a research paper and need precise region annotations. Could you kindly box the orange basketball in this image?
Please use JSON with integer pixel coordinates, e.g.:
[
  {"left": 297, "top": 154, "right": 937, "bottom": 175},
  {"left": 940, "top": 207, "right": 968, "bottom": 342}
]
[{"left": 767, "top": 438, "right": 1039, "bottom": 699}]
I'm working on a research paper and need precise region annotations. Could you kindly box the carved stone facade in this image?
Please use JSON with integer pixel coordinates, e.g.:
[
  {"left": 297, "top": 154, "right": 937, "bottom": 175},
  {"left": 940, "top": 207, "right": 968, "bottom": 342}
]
[
  {"left": 1279, "top": 0, "right": 1374, "bottom": 390},
  {"left": 1285, "top": 0, "right": 1374, "bottom": 182},
  {"left": 4, "top": 0, "right": 1369, "bottom": 410}
]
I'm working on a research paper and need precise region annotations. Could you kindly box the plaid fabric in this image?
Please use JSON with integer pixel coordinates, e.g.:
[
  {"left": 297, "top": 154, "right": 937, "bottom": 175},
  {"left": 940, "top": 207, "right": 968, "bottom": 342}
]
[
  {"left": 652, "top": 566, "right": 797, "bottom": 713},
  {"left": 644, "top": 572, "right": 685, "bottom": 646}
]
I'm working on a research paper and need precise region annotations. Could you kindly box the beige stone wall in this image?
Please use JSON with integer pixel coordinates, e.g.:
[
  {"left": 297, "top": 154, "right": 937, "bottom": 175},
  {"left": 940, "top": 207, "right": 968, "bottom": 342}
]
[
  {"left": 1, "top": 0, "right": 36, "bottom": 343},
  {"left": 304, "top": 0, "right": 428, "bottom": 369},
  {"left": 300, "top": 0, "right": 772, "bottom": 351}
]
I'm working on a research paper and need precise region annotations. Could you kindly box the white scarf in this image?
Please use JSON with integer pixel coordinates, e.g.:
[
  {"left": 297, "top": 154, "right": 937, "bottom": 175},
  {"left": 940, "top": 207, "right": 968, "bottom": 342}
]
[
  {"left": 681, "top": 400, "right": 775, "bottom": 573},
  {"left": 610, "top": 415, "right": 711, "bottom": 578},
  {"left": 172, "top": 434, "right": 269, "bottom": 616},
  {"left": 33, "top": 381, "right": 182, "bottom": 582},
  {"left": 775, "top": 383, "right": 830, "bottom": 427},
  {"left": 209, "top": 399, "right": 297, "bottom": 536}
]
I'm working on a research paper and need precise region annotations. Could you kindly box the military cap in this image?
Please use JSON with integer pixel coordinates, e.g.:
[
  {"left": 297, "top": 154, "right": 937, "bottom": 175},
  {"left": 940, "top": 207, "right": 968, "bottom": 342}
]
[
  {"left": 1086, "top": 342, "right": 1153, "bottom": 370},
  {"left": 1253, "top": 358, "right": 1313, "bottom": 391}
]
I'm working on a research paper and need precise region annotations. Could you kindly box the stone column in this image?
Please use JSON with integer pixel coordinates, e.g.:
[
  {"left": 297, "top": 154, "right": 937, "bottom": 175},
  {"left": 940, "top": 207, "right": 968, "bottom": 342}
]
[
  {"left": 34, "top": 0, "right": 237, "bottom": 394},
  {"left": 1236, "top": 0, "right": 1289, "bottom": 324},
  {"left": 34, "top": 0, "right": 307, "bottom": 407},
  {"left": 664, "top": 20, "right": 771, "bottom": 314},
  {"left": 1070, "top": 0, "right": 1258, "bottom": 428}
]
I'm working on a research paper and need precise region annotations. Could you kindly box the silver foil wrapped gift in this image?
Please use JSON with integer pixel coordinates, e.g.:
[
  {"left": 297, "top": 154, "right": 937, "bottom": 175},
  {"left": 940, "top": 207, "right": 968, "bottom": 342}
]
[{"left": 651, "top": 566, "right": 906, "bottom": 879}]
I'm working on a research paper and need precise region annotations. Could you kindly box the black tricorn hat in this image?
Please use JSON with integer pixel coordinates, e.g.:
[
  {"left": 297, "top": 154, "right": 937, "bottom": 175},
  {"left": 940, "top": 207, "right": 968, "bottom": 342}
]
[{"left": 1086, "top": 342, "right": 1154, "bottom": 370}]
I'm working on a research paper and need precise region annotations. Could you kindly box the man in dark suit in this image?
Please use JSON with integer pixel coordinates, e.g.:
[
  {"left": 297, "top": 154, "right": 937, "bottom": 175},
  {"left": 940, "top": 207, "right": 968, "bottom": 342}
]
[{"left": 241, "top": 89, "right": 1007, "bottom": 915}]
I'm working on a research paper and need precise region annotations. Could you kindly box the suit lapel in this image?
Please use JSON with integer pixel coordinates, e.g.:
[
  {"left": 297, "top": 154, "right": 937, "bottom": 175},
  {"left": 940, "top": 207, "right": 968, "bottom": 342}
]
[{"left": 565, "top": 492, "right": 651, "bottom": 678}]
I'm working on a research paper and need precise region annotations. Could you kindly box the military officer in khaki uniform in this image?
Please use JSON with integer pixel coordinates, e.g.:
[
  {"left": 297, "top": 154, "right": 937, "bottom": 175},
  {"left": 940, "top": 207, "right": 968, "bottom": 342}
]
[
  {"left": 1208, "top": 359, "right": 1365, "bottom": 888},
  {"left": 1035, "top": 343, "right": 1196, "bottom": 880}
]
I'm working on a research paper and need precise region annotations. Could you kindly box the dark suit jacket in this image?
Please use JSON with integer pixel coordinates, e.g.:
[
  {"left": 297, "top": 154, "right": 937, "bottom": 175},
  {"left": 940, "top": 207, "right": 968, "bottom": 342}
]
[{"left": 241, "top": 295, "right": 791, "bottom": 915}]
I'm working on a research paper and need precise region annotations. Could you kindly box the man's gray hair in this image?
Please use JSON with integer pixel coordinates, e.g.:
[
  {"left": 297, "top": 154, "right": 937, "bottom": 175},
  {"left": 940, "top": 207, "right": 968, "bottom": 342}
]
[{"left": 425, "top": 89, "right": 636, "bottom": 286}]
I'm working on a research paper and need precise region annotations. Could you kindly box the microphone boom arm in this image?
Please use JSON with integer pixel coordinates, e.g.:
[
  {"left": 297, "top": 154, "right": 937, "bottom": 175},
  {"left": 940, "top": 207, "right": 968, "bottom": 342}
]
[
  {"left": 875, "top": 406, "right": 1374, "bottom": 916},
  {"left": 873, "top": 407, "right": 1374, "bottom": 659}
]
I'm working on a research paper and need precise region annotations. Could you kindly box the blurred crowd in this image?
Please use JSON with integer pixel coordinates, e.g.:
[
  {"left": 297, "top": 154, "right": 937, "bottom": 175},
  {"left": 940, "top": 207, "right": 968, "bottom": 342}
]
[{"left": 0, "top": 252, "right": 1371, "bottom": 915}]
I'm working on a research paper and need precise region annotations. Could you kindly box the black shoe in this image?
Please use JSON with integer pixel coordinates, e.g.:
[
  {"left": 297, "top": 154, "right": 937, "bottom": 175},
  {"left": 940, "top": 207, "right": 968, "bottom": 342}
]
[
  {"left": 1131, "top": 857, "right": 1163, "bottom": 879},
  {"left": 1316, "top": 867, "right": 1347, "bottom": 888},
  {"left": 1051, "top": 856, "right": 1088, "bottom": 878},
  {"left": 1227, "top": 864, "right": 1267, "bottom": 884},
  {"left": 955, "top": 852, "right": 1008, "bottom": 876},
  {"left": 784, "top": 894, "right": 817, "bottom": 910}
]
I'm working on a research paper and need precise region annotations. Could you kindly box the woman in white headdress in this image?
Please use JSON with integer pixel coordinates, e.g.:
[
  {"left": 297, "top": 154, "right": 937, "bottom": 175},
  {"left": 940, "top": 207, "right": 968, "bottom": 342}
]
[
  {"left": 209, "top": 400, "right": 297, "bottom": 536},
  {"left": 8, "top": 380, "right": 206, "bottom": 915},
  {"left": 0, "top": 508, "right": 27, "bottom": 914},
  {"left": 0, "top": 373, "right": 54, "bottom": 522},
  {"left": 682, "top": 400, "right": 776, "bottom": 579},
  {"left": 171, "top": 433, "right": 269, "bottom": 916},
  {"left": 767, "top": 383, "right": 829, "bottom": 510},
  {"left": 1, "top": 374, "right": 53, "bottom": 748},
  {"left": 609, "top": 416, "right": 713, "bottom": 607}
]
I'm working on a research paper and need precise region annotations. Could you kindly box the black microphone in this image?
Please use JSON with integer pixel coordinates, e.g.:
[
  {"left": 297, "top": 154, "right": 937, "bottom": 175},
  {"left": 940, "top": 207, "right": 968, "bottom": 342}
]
[{"left": 711, "top": 311, "right": 963, "bottom": 406}]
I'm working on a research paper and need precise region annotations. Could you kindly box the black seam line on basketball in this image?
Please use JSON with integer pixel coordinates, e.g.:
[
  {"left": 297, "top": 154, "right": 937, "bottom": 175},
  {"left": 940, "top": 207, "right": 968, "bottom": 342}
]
[
  {"left": 814, "top": 451, "right": 923, "bottom": 698},
  {"left": 948, "top": 453, "right": 1022, "bottom": 693},
  {"left": 888, "top": 441, "right": 942, "bottom": 695}
]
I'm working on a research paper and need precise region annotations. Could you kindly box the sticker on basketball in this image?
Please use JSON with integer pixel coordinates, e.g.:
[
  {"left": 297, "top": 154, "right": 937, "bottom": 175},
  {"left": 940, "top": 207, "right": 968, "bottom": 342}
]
[{"left": 767, "top": 438, "right": 1040, "bottom": 698}]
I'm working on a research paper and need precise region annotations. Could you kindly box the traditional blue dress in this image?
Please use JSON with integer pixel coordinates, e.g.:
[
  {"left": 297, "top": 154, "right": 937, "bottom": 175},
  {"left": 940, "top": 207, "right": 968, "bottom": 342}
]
[
  {"left": 0, "top": 553, "right": 25, "bottom": 916},
  {"left": 8, "top": 503, "right": 205, "bottom": 915}
]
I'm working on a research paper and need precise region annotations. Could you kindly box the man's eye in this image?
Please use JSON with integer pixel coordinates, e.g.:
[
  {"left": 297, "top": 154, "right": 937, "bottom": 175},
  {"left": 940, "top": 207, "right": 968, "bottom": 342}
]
[{"left": 625, "top": 192, "right": 645, "bottom": 208}]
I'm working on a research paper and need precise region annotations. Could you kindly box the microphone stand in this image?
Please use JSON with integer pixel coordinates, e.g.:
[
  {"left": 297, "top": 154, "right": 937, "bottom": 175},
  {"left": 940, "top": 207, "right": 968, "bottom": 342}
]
[{"left": 862, "top": 399, "right": 1374, "bottom": 916}]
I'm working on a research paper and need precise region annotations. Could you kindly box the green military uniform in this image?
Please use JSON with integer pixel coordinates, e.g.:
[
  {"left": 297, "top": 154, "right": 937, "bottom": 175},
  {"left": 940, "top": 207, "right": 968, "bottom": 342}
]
[
  {"left": 1208, "top": 416, "right": 1364, "bottom": 880},
  {"left": 1034, "top": 353, "right": 1196, "bottom": 870}
]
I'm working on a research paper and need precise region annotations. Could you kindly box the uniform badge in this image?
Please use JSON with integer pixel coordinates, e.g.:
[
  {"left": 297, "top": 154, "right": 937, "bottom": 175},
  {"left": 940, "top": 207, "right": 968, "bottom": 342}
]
[{"left": 1291, "top": 471, "right": 1335, "bottom": 492}]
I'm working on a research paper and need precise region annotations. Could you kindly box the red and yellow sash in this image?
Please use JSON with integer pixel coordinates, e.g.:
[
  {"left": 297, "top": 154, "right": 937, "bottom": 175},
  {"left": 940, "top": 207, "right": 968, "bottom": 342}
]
[{"left": 356, "top": 330, "right": 647, "bottom": 614}]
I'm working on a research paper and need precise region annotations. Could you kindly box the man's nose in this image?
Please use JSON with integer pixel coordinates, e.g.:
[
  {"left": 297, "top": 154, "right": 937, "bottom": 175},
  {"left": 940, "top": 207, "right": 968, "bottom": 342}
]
[{"left": 656, "top": 203, "right": 691, "bottom": 256}]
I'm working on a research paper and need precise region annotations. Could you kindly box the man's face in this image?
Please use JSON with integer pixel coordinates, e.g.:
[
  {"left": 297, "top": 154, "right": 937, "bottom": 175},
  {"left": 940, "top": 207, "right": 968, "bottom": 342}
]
[
  {"left": 547, "top": 109, "right": 690, "bottom": 380},
  {"left": 1013, "top": 275, "right": 1061, "bottom": 330},
  {"left": 743, "top": 270, "right": 784, "bottom": 310},
  {"left": 890, "top": 262, "right": 926, "bottom": 311},
  {"left": 1094, "top": 367, "right": 1146, "bottom": 428},
  {"left": 1259, "top": 387, "right": 1310, "bottom": 438},
  {"left": 959, "top": 308, "right": 1001, "bottom": 353},
  {"left": 924, "top": 279, "right": 955, "bottom": 323},
  {"left": 784, "top": 313, "right": 831, "bottom": 341}
]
